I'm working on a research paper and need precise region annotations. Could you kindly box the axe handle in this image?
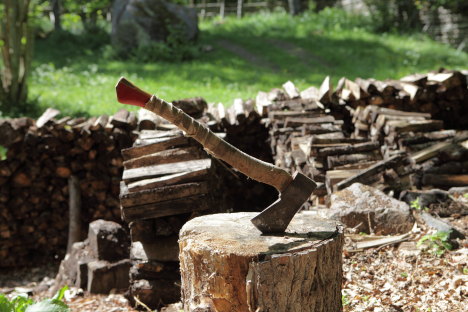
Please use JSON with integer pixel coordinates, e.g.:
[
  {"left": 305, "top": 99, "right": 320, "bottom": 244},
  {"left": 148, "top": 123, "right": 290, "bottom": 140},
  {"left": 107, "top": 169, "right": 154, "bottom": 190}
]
[{"left": 116, "top": 77, "right": 293, "bottom": 192}]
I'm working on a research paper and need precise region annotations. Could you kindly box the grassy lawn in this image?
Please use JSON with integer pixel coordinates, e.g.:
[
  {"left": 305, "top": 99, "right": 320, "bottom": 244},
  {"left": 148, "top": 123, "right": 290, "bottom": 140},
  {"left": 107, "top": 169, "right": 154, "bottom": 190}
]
[{"left": 28, "top": 8, "right": 468, "bottom": 117}]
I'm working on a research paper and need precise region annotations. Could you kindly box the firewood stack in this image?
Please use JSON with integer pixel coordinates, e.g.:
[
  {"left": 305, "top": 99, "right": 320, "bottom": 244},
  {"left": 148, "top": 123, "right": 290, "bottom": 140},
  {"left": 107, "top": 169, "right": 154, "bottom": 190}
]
[
  {"left": 409, "top": 131, "right": 468, "bottom": 190},
  {"left": 119, "top": 103, "right": 239, "bottom": 309},
  {"left": 0, "top": 108, "right": 136, "bottom": 267},
  {"left": 337, "top": 69, "right": 468, "bottom": 129}
]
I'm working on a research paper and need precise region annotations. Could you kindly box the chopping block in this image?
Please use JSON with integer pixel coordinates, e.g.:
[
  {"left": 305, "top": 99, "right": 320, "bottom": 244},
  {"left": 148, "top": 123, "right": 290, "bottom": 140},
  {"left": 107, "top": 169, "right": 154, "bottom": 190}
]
[{"left": 179, "top": 212, "right": 344, "bottom": 312}]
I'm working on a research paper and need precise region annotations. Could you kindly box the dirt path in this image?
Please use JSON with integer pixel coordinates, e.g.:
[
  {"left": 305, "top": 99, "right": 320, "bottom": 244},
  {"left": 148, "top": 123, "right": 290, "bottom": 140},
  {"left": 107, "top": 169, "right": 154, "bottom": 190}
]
[
  {"left": 266, "top": 38, "right": 332, "bottom": 69},
  {"left": 217, "top": 39, "right": 280, "bottom": 72}
]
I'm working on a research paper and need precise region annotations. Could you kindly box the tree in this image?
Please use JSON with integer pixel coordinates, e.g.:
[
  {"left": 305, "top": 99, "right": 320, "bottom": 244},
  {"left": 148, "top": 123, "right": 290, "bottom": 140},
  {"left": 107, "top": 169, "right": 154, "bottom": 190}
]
[
  {"left": 63, "top": 0, "right": 112, "bottom": 30},
  {"left": 0, "top": 0, "right": 34, "bottom": 115},
  {"left": 51, "top": 0, "right": 62, "bottom": 31}
]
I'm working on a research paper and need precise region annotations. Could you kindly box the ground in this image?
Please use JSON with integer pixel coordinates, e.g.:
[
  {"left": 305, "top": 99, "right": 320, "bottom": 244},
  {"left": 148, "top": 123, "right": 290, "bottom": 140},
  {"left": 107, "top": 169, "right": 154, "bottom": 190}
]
[{"left": 1, "top": 216, "right": 466, "bottom": 311}]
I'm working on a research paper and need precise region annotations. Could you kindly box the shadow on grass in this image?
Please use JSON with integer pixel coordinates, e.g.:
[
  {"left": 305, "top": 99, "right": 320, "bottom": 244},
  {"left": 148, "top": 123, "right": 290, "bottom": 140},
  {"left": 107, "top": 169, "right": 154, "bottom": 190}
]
[{"left": 30, "top": 11, "right": 467, "bottom": 116}]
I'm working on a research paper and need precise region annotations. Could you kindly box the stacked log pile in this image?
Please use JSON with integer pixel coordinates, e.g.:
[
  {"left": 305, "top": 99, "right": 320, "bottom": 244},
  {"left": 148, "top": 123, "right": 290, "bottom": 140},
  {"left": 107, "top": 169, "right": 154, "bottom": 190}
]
[
  {"left": 410, "top": 131, "right": 468, "bottom": 189},
  {"left": 0, "top": 108, "right": 136, "bottom": 267},
  {"left": 337, "top": 69, "right": 467, "bottom": 129},
  {"left": 256, "top": 81, "right": 410, "bottom": 204},
  {"left": 349, "top": 104, "right": 468, "bottom": 191}
]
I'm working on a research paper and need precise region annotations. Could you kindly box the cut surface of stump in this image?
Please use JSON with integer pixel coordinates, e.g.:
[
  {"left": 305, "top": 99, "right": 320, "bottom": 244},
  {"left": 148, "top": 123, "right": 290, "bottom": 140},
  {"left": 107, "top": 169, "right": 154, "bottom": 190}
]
[{"left": 179, "top": 212, "right": 344, "bottom": 312}]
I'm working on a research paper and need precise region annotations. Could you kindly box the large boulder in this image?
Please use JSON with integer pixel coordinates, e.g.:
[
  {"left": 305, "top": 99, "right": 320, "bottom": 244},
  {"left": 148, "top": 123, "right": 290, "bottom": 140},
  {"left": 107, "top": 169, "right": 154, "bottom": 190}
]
[
  {"left": 111, "top": 0, "right": 198, "bottom": 49},
  {"left": 329, "top": 183, "right": 414, "bottom": 235}
]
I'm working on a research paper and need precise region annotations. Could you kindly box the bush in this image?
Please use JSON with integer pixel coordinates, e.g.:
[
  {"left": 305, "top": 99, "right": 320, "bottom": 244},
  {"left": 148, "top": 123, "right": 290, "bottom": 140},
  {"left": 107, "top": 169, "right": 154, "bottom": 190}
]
[{"left": 114, "top": 23, "right": 200, "bottom": 63}]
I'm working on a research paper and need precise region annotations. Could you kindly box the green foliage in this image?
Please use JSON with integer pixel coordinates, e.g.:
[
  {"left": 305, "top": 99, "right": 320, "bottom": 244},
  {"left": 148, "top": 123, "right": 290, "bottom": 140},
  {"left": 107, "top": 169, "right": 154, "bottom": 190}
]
[
  {"left": 342, "top": 293, "right": 350, "bottom": 306},
  {"left": 117, "top": 24, "right": 200, "bottom": 63},
  {"left": 0, "top": 0, "right": 35, "bottom": 116},
  {"left": 410, "top": 198, "right": 429, "bottom": 211},
  {"left": 364, "top": 0, "right": 468, "bottom": 32},
  {"left": 25, "top": 9, "right": 468, "bottom": 117},
  {"left": 417, "top": 231, "right": 453, "bottom": 256},
  {"left": 0, "top": 286, "right": 69, "bottom": 312},
  {"left": 0, "top": 146, "right": 6, "bottom": 160}
]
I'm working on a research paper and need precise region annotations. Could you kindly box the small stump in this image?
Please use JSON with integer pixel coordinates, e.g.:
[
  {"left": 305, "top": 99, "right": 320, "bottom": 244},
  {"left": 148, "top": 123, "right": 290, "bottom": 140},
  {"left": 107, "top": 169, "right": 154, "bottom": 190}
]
[{"left": 179, "top": 212, "right": 344, "bottom": 312}]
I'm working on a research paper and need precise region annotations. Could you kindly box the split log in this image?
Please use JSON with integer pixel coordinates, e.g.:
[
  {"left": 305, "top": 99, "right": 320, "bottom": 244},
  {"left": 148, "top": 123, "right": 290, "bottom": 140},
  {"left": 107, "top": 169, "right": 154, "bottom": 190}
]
[
  {"left": 121, "top": 194, "right": 210, "bottom": 222},
  {"left": 120, "top": 182, "right": 209, "bottom": 207},
  {"left": 335, "top": 155, "right": 407, "bottom": 191},
  {"left": 127, "top": 168, "right": 211, "bottom": 192},
  {"left": 179, "top": 212, "right": 344, "bottom": 312},
  {"left": 422, "top": 174, "right": 468, "bottom": 187},
  {"left": 122, "top": 136, "right": 190, "bottom": 161},
  {"left": 123, "top": 146, "right": 203, "bottom": 170},
  {"left": 122, "top": 159, "right": 212, "bottom": 183}
]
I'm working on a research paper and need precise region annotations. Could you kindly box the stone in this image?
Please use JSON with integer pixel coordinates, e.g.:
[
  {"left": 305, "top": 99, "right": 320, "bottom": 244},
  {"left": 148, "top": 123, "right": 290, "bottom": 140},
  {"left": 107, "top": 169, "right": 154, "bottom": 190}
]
[
  {"left": 448, "top": 186, "right": 468, "bottom": 197},
  {"left": 400, "top": 189, "right": 468, "bottom": 217},
  {"left": 88, "top": 220, "right": 130, "bottom": 262},
  {"left": 51, "top": 241, "right": 93, "bottom": 294},
  {"left": 419, "top": 211, "right": 465, "bottom": 240},
  {"left": 87, "top": 259, "right": 132, "bottom": 294},
  {"left": 130, "top": 236, "right": 179, "bottom": 262},
  {"left": 111, "top": 0, "right": 198, "bottom": 49},
  {"left": 329, "top": 183, "right": 414, "bottom": 235}
]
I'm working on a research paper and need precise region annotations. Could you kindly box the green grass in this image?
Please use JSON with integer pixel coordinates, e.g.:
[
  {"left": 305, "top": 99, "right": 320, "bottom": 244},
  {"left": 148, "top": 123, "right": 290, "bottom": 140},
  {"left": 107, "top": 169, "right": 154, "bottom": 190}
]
[{"left": 27, "top": 8, "right": 468, "bottom": 117}]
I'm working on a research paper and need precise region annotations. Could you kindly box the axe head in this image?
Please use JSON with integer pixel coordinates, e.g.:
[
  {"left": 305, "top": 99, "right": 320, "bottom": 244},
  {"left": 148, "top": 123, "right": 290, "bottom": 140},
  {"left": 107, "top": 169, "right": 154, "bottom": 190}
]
[{"left": 251, "top": 172, "right": 316, "bottom": 234}]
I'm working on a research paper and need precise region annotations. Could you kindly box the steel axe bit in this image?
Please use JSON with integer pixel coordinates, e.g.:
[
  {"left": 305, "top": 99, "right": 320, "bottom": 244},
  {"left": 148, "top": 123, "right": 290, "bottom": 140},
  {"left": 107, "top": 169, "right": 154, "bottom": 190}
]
[{"left": 115, "top": 77, "right": 317, "bottom": 234}]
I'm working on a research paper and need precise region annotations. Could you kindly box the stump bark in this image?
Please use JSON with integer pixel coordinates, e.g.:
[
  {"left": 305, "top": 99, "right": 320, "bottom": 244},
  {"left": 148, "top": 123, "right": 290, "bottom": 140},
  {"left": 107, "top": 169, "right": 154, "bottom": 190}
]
[{"left": 179, "top": 212, "right": 344, "bottom": 312}]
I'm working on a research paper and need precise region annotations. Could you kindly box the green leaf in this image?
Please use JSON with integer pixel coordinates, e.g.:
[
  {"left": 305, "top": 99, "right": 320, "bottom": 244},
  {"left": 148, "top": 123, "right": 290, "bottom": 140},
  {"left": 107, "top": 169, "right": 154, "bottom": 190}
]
[
  {"left": 52, "top": 286, "right": 68, "bottom": 301},
  {"left": 24, "top": 299, "right": 69, "bottom": 312},
  {"left": 0, "top": 294, "right": 14, "bottom": 312}
]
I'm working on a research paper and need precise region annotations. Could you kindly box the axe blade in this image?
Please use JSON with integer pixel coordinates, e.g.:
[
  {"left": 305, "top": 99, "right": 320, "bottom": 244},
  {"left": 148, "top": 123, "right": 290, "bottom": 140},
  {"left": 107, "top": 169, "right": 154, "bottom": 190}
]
[{"left": 251, "top": 172, "right": 317, "bottom": 234}]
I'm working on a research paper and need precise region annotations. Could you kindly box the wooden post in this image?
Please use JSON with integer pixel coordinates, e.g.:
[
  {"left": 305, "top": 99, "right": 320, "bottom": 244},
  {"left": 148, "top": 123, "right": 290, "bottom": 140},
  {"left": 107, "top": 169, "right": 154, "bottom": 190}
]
[
  {"left": 220, "top": 0, "right": 225, "bottom": 19},
  {"left": 67, "top": 175, "right": 81, "bottom": 253},
  {"left": 237, "top": 0, "right": 243, "bottom": 18},
  {"left": 179, "top": 212, "right": 344, "bottom": 312}
]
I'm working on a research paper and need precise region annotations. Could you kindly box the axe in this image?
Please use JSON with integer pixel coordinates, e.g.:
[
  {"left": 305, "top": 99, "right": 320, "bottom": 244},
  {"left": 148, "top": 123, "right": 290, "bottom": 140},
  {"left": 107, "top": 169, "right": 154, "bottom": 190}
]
[{"left": 115, "top": 78, "right": 316, "bottom": 233}]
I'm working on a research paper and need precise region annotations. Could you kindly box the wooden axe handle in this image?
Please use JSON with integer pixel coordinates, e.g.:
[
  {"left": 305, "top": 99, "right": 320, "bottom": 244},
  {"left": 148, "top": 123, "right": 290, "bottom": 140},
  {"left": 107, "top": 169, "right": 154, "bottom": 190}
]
[{"left": 116, "top": 77, "right": 293, "bottom": 192}]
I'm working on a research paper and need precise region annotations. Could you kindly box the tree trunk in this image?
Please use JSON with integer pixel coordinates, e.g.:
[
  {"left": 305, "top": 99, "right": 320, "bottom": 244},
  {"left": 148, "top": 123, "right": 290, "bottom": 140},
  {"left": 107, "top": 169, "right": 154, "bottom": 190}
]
[
  {"left": 0, "top": 0, "right": 34, "bottom": 113},
  {"left": 67, "top": 175, "right": 81, "bottom": 253},
  {"left": 179, "top": 212, "right": 344, "bottom": 312},
  {"left": 51, "top": 0, "right": 62, "bottom": 31}
]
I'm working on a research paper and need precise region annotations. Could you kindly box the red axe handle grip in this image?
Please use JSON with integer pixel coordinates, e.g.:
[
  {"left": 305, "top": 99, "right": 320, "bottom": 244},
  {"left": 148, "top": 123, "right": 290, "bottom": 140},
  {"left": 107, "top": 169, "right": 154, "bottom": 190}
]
[{"left": 115, "top": 77, "right": 293, "bottom": 192}]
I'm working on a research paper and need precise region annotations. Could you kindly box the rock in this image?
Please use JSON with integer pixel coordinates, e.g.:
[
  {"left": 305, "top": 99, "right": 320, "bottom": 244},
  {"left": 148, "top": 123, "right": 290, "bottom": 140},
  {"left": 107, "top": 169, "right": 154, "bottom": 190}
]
[
  {"left": 418, "top": 211, "right": 465, "bottom": 240},
  {"left": 448, "top": 186, "right": 468, "bottom": 197},
  {"left": 111, "top": 0, "right": 198, "bottom": 49},
  {"left": 329, "top": 183, "right": 413, "bottom": 235},
  {"left": 400, "top": 189, "right": 468, "bottom": 217},
  {"left": 88, "top": 220, "right": 130, "bottom": 262},
  {"left": 87, "top": 259, "right": 132, "bottom": 293},
  {"left": 51, "top": 241, "right": 93, "bottom": 294}
]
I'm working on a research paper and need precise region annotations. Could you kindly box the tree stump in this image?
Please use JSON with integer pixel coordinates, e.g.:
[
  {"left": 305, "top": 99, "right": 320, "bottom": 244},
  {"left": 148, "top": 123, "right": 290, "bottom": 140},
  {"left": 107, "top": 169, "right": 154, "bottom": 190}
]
[{"left": 179, "top": 212, "right": 344, "bottom": 312}]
